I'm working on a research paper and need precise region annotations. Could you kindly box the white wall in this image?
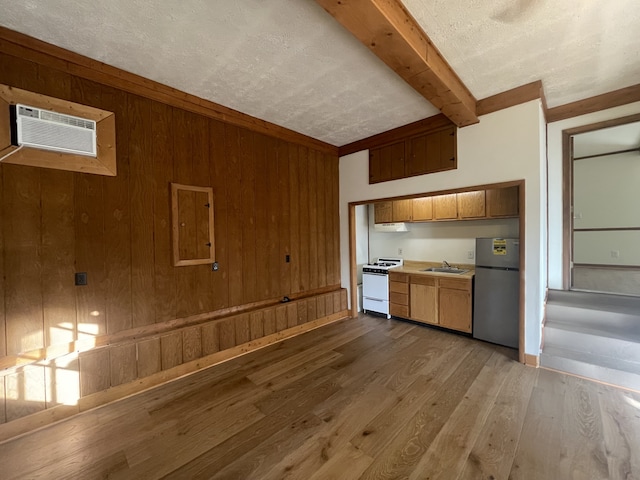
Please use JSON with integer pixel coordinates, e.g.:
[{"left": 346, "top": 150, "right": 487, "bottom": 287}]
[
  {"left": 355, "top": 204, "right": 369, "bottom": 283},
  {"left": 367, "top": 206, "right": 519, "bottom": 264},
  {"left": 339, "top": 100, "right": 547, "bottom": 356},
  {"left": 547, "top": 101, "right": 640, "bottom": 289}
]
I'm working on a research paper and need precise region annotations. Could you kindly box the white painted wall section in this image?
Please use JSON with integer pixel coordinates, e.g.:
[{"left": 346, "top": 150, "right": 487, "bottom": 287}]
[{"left": 339, "top": 100, "right": 547, "bottom": 356}]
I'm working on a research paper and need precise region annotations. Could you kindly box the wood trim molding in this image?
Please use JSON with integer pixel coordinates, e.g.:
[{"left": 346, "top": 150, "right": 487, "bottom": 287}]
[
  {"left": 348, "top": 203, "right": 358, "bottom": 318},
  {"left": 0, "top": 310, "right": 349, "bottom": 443},
  {"left": 338, "top": 114, "right": 453, "bottom": 156},
  {"left": 476, "top": 80, "right": 545, "bottom": 117},
  {"left": 547, "top": 83, "right": 640, "bottom": 123},
  {"left": 524, "top": 354, "right": 539, "bottom": 368},
  {"left": 0, "top": 26, "right": 338, "bottom": 155},
  {"left": 0, "top": 83, "right": 116, "bottom": 175},
  {"left": 314, "top": 0, "right": 478, "bottom": 127}
]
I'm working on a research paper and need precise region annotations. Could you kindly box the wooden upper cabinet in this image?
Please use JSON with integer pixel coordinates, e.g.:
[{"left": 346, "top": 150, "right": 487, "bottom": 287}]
[
  {"left": 392, "top": 199, "right": 413, "bottom": 222},
  {"left": 374, "top": 201, "right": 393, "bottom": 223},
  {"left": 171, "top": 183, "right": 215, "bottom": 267},
  {"left": 370, "top": 125, "right": 456, "bottom": 184},
  {"left": 412, "top": 197, "right": 433, "bottom": 221},
  {"left": 433, "top": 194, "right": 458, "bottom": 220},
  {"left": 369, "top": 141, "right": 405, "bottom": 184},
  {"left": 457, "top": 191, "right": 486, "bottom": 219},
  {"left": 487, "top": 186, "right": 519, "bottom": 217}
]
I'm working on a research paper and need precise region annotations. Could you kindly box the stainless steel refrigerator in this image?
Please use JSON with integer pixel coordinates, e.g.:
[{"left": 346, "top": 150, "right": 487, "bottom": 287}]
[{"left": 473, "top": 238, "right": 520, "bottom": 349}]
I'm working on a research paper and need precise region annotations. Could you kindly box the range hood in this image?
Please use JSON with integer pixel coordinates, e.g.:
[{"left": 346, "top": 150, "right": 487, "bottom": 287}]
[{"left": 373, "top": 222, "right": 409, "bottom": 232}]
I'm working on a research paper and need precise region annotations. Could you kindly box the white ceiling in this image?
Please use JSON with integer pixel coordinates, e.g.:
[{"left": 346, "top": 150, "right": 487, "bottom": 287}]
[{"left": 1, "top": 0, "right": 639, "bottom": 147}]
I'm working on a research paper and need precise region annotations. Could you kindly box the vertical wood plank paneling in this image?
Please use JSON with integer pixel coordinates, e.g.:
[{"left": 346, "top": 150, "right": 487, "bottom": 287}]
[
  {"left": 324, "top": 153, "right": 335, "bottom": 286},
  {"left": 182, "top": 326, "right": 202, "bottom": 363},
  {"left": 36, "top": 65, "right": 77, "bottom": 348},
  {"left": 276, "top": 306, "right": 288, "bottom": 332},
  {"left": 4, "top": 164, "right": 44, "bottom": 355},
  {"left": 152, "top": 101, "right": 176, "bottom": 323},
  {"left": 298, "top": 146, "right": 310, "bottom": 292},
  {"left": 101, "top": 84, "right": 133, "bottom": 334},
  {"left": 210, "top": 120, "right": 229, "bottom": 310},
  {"left": 225, "top": 124, "right": 243, "bottom": 307},
  {"left": 333, "top": 291, "right": 342, "bottom": 313},
  {"left": 297, "top": 300, "right": 308, "bottom": 325},
  {"left": 201, "top": 323, "right": 220, "bottom": 356},
  {"left": 263, "top": 309, "right": 276, "bottom": 336},
  {"left": 254, "top": 133, "right": 270, "bottom": 300},
  {"left": 0, "top": 377, "right": 5, "bottom": 423},
  {"left": 79, "top": 349, "right": 110, "bottom": 397},
  {"left": 277, "top": 140, "right": 291, "bottom": 297},
  {"left": 307, "top": 297, "right": 317, "bottom": 322},
  {"left": 331, "top": 155, "right": 341, "bottom": 286},
  {"left": 308, "top": 150, "right": 319, "bottom": 291},
  {"left": 137, "top": 338, "right": 161, "bottom": 378},
  {"left": 250, "top": 311, "right": 264, "bottom": 341},
  {"left": 317, "top": 296, "right": 326, "bottom": 319},
  {"left": 240, "top": 129, "right": 258, "bottom": 304},
  {"left": 173, "top": 109, "right": 197, "bottom": 318},
  {"left": 0, "top": 157, "right": 4, "bottom": 358},
  {"left": 110, "top": 344, "right": 137, "bottom": 387},
  {"left": 316, "top": 151, "right": 327, "bottom": 288},
  {"left": 235, "top": 314, "right": 251, "bottom": 345},
  {"left": 45, "top": 353, "right": 79, "bottom": 408},
  {"left": 5, "top": 365, "right": 46, "bottom": 421},
  {"left": 160, "top": 332, "right": 183, "bottom": 370},
  {"left": 72, "top": 77, "right": 107, "bottom": 341},
  {"left": 218, "top": 319, "right": 236, "bottom": 350},
  {"left": 190, "top": 113, "right": 213, "bottom": 314},
  {"left": 325, "top": 294, "right": 334, "bottom": 316},
  {"left": 288, "top": 144, "right": 301, "bottom": 294},
  {"left": 287, "top": 303, "right": 298, "bottom": 329},
  {"left": 128, "top": 94, "right": 155, "bottom": 327},
  {"left": 341, "top": 289, "right": 348, "bottom": 311},
  {"left": 266, "top": 136, "right": 280, "bottom": 299}
]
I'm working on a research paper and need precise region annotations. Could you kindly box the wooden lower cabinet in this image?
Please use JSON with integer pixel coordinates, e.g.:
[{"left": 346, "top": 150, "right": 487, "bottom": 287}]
[
  {"left": 392, "top": 274, "right": 473, "bottom": 334},
  {"left": 437, "top": 277, "right": 472, "bottom": 333}
]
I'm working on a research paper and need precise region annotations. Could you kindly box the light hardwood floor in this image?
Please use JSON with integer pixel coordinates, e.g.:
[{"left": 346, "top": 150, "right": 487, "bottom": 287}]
[{"left": 1, "top": 314, "right": 639, "bottom": 479}]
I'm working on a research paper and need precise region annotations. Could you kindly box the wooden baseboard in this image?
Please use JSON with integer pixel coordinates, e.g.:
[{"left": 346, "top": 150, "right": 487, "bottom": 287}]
[
  {"left": 0, "top": 310, "right": 349, "bottom": 443},
  {"left": 524, "top": 353, "right": 540, "bottom": 368}
]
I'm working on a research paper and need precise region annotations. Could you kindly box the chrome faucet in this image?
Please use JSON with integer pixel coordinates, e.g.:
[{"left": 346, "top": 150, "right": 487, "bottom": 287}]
[{"left": 442, "top": 260, "right": 452, "bottom": 269}]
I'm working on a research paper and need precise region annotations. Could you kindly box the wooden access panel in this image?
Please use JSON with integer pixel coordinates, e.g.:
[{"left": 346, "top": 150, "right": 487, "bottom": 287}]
[{"left": 171, "top": 183, "right": 215, "bottom": 266}]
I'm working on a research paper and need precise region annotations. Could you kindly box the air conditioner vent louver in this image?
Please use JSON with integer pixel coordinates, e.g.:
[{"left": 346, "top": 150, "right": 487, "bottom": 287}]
[{"left": 15, "top": 104, "right": 97, "bottom": 157}]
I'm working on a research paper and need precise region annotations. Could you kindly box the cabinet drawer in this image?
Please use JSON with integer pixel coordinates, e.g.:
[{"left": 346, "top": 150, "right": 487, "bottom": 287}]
[
  {"left": 438, "top": 277, "right": 471, "bottom": 291},
  {"left": 390, "top": 303, "right": 409, "bottom": 318},
  {"left": 390, "top": 292, "right": 408, "bottom": 305},
  {"left": 389, "top": 272, "right": 409, "bottom": 283},
  {"left": 390, "top": 281, "right": 409, "bottom": 294},
  {"left": 409, "top": 275, "right": 436, "bottom": 286}
]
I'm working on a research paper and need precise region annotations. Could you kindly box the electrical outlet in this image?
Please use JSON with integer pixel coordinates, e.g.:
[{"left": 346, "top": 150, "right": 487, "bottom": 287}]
[
  {"left": 398, "top": 248, "right": 403, "bottom": 256},
  {"left": 611, "top": 250, "right": 620, "bottom": 258},
  {"left": 75, "top": 272, "right": 87, "bottom": 286},
  {"left": 467, "top": 250, "right": 475, "bottom": 259}
]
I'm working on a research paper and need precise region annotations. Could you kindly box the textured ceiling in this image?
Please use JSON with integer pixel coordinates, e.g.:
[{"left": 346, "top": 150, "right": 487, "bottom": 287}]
[{"left": 1, "top": 0, "right": 639, "bottom": 147}]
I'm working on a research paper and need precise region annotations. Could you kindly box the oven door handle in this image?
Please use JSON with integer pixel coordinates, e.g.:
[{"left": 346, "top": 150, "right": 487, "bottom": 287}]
[{"left": 363, "top": 272, "right": 388, "bottom": 277}]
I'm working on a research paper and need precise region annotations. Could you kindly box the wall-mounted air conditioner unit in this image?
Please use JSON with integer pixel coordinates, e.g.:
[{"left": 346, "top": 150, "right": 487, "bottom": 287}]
[{"left": 11, "top": 103, "right": 97, "bottom": 157}]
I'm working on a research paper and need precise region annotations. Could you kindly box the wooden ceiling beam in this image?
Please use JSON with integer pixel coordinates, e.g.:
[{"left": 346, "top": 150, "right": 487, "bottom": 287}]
[{"left": 315, "top": 0, "right": 478, "bottom": 127}]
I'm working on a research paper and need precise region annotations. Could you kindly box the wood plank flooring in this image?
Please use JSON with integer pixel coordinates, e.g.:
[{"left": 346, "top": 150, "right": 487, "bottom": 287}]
[{"left": 1, "top": 314, "right": 639, "bottom": 479}]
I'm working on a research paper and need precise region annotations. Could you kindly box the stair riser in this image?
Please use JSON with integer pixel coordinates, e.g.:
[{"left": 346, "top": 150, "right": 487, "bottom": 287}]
[
  {"left": 546, "top": 304, "right": 640, "bottom": 330},
  {"left": 544, "top": 327, "right": 640, "bottom": 363},
  {"left": 540, "top": 354, "right": 640, "bottom": 392}
]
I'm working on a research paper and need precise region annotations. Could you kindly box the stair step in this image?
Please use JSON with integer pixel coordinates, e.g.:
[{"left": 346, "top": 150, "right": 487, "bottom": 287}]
[
  {"left": 543, "top": 321, "right": 640, "bottom": 363},
  {"left": 541, "top": 346, "right": 640, "bottom": 391},
  {"left": 547, "top": 289, "right": 640, "bottom": 315}
]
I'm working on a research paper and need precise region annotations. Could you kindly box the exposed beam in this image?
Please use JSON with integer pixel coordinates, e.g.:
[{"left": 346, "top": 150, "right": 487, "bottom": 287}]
[
  {"left": 315, "top": 0, "right": 478, "bottom": 127},
  {"left": 547, "top": 83, "right": 640, "bottom": 123}
]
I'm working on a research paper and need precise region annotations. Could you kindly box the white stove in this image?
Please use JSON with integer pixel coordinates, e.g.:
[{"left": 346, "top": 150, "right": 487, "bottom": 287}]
[{"left": 362, "top": 258, "right": 403, "bottom": 318}]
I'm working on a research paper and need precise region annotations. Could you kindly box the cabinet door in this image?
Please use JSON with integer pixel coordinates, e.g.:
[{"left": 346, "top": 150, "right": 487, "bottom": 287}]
[
  {"left": 433, "top": 194, "right": 458, "bottom": 219},
  {"left": 374, "top": 202, "right": 393, "bottom": 224},
  {"left": 412, "top": 197, "right": 433, "bottom": 221},
  {"left": 426, "top": 127, "right": 457, "bottom": 173},
  {"left": 439, "top": 288, "right": 472, "bottom": 333},
  {"left": 392, "top": 199, "right": 413, "bottom": 222},
  {"left": 410, "top": 283, "right": 438, "bottom": 325},
  {"left": 171, "top": 183, "right": 215, "bottom": 266},
  {"left": 369, "top": 141, "right": 405, "bottom": 184},
  {"left": 406, "top": 134, "right": 427, "bottom": 176},
  {"left": 487, "top": 186, "right": 519, "bottom": 217},
  {"left": 457, "top": 191, "right": 486, "bottom": 219}
]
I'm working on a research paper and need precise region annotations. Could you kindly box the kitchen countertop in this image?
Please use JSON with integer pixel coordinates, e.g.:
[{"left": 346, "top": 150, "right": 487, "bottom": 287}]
[{"left": 391, "top": 260, "right": 475, "bottom": 279}]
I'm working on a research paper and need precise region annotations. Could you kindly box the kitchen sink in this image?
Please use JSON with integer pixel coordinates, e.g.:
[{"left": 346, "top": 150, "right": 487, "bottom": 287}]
[{"left": 421, "top": 267, "right": 470, "bottom": 274}]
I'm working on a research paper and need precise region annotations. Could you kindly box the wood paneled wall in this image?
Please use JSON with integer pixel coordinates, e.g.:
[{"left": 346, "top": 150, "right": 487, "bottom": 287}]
[{"left": 0, "top": 51, "right": 342, "bottom": 426}]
